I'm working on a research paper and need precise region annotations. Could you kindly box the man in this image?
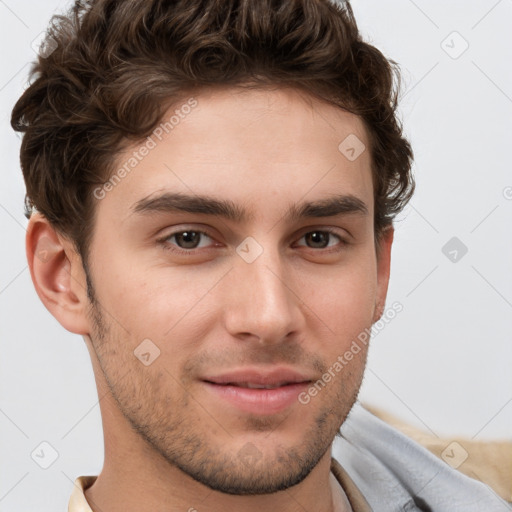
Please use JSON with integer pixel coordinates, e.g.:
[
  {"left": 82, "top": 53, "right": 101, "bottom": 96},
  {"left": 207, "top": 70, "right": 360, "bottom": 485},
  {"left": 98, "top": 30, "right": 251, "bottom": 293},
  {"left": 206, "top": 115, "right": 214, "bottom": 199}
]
[{"left": 11, "top": 0, "right": 509, "bottom": 510}]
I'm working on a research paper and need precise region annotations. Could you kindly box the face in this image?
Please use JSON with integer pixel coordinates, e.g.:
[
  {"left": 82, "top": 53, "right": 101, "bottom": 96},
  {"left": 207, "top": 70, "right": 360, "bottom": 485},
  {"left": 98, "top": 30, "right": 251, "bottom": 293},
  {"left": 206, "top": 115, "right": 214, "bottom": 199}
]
[{"left": 84, "top": 87, "right": 389, "bottom": 495}]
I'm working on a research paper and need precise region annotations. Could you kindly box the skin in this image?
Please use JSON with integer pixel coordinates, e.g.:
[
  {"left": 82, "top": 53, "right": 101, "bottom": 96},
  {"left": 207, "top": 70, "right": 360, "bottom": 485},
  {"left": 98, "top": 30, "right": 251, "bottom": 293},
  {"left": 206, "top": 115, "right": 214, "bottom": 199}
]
[{"left": 26, "top": 86, "right": 393, "bottom": 512}]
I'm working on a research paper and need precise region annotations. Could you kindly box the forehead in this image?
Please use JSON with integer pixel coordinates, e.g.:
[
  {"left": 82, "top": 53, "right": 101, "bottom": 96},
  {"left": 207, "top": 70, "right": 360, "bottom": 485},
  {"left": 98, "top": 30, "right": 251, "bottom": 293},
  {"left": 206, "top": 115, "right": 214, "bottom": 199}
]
[{"left": 97, "top": 86, "right": 373, "bottom": 224}]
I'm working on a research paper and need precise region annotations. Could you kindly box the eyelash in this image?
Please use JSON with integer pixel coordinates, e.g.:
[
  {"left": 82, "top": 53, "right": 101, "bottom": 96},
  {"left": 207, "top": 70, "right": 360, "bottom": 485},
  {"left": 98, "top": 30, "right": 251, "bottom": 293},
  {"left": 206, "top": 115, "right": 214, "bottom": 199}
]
[{"left": 157, "top": 227, "right": 348, "bottom": 256}]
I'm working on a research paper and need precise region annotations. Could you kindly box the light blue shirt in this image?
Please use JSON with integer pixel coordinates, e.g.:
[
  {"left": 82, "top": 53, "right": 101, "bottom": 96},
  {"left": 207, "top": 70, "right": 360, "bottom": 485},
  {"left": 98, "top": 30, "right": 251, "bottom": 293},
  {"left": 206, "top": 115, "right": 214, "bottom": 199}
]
[{"left": 332, "top": 403, "right": 511, "bottom": 511}]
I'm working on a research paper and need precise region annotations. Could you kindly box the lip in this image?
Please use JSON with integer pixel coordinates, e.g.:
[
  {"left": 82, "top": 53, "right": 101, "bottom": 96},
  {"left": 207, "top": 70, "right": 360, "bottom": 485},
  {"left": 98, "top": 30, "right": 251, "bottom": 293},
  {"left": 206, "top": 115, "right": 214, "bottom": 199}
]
[{"left": 201, "top": 367, "right": 313, "bottom": 415}]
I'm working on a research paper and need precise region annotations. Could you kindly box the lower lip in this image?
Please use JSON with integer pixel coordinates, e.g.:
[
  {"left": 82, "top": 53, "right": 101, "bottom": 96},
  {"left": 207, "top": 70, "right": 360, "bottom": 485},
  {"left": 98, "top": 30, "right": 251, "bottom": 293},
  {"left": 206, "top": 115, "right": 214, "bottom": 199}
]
[{"left": 202, "top": 381, "right": 310, "bottom": 415}]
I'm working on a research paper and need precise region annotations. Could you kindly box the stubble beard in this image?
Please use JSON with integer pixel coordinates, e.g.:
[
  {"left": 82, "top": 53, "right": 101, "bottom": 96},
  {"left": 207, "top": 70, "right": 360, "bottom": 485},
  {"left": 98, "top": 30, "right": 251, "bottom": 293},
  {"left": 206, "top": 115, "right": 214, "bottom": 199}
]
[{"left": 85, "top": 276, "right": 364, "bottom": 495}]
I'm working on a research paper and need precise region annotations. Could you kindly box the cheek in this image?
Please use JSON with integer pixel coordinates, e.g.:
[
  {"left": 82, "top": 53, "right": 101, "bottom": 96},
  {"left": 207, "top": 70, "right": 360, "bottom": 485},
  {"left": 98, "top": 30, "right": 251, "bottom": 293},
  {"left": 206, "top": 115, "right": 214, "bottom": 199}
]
[
  {"left": 298, "top": 255, "right": 377, "bottom": 321},
  {"left": 333, "top": 268, "right": 377, "bottom": 320},
  {"left": 295, "top": 263, "right": 377, "bottom": 369},
  {"left": 96, "top": 258, "right": 221, "bottom": 350}
]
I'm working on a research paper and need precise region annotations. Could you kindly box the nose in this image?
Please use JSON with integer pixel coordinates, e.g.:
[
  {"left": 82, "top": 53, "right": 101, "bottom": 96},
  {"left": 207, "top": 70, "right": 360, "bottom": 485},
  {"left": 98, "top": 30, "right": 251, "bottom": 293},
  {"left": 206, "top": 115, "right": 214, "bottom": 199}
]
[{"left": 222, "top": 245, "right": 305, "bottom": 344}]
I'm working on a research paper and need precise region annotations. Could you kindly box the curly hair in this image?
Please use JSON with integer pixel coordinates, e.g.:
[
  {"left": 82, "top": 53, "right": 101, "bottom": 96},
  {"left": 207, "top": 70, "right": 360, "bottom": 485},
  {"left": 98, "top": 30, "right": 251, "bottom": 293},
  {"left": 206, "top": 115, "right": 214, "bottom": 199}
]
[{"left": 11, "top": 0, "right": 414, "bottom": 265}]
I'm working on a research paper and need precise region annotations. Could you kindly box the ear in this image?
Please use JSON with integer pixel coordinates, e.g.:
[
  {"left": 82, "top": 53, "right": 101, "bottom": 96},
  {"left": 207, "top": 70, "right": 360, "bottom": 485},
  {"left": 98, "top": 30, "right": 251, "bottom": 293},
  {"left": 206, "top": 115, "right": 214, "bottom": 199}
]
[
  {"left": 26, "top": 213, "right": 90, "bottom": 335},
  {"left": 373, "top": 226, "right": 394, "bottom": 323}
]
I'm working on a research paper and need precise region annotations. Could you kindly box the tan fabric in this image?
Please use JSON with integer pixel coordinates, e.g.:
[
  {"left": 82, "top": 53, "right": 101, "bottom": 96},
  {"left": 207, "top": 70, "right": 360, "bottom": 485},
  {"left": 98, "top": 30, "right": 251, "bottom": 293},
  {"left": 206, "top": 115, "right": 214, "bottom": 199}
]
[
  {"left": 331, "top": 458, "right": 372, "bottom": 511},
  {"left": 68, "top": 476, "right": 95, "bottom": 512},
  {"left": 68, "top": 460, "right": 368, "bottom": 512},
  {"left": 365, "top": 404, "right": 512, "bottom": 503}
]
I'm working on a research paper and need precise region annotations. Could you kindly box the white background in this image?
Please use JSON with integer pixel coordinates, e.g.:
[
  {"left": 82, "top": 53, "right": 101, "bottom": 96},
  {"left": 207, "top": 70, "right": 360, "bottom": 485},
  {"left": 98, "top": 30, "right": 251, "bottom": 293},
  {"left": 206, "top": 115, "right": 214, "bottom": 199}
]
[{"left": 0, "top": 0, "right": 511, "bottom": 510}]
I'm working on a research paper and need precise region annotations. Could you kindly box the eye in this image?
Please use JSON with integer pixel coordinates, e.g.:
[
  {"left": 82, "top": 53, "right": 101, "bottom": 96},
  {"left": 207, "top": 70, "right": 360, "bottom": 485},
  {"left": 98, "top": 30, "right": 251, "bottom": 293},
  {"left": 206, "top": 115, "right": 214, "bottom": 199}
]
[
  {"left": 159, "top": 229, "right": 216, "bottom": 253},
  {"left": 295, "top": 229, "right": 345, "bottom": 250}
]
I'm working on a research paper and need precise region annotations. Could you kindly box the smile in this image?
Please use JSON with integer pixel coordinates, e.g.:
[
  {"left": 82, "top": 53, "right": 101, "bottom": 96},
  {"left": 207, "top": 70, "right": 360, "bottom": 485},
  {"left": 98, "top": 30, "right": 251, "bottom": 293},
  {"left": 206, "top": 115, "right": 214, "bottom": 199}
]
[{"left": 201, "top": 367, "right": 314, "bottom": 415}]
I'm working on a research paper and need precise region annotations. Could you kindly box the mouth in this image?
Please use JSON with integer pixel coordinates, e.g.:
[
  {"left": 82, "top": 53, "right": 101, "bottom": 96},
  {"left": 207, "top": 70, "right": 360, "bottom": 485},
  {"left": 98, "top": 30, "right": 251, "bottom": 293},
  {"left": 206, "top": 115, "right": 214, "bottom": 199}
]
[
  {"left": 204, "top": 381, "right": 300, "bottom": 389},
  {"left": 201, "top": 368, "right": 313, "bottom": 415}
]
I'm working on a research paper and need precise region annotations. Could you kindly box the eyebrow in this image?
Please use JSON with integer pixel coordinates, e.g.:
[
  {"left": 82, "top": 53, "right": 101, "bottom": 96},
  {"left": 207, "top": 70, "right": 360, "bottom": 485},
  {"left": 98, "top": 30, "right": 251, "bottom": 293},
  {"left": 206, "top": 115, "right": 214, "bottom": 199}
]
[{"left": 131, "top": 192, "right": 368, "bottom": 223}]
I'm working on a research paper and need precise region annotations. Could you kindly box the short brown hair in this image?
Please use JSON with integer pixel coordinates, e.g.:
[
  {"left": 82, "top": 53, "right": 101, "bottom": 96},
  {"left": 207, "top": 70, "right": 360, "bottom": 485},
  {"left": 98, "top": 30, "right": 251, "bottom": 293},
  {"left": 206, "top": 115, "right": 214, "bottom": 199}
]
[{"left": 12, "top": 0, "right": 414, "bottom": 265}]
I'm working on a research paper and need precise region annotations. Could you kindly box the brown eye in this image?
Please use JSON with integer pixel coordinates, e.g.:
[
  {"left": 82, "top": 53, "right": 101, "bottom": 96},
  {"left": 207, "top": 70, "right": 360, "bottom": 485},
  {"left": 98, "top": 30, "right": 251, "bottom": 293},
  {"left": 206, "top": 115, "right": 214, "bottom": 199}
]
[
  {"left": 304, "top": 231, "right": 330, "bottom": 248},
  {"left": 160, "top": 229, "right": 216, "bottom": 254},
  {"left": 297, "top": 230, "right": 343, "bottom": 250},
  {"left": 173, "top": 231, "right": 202, "bottom": 249}
]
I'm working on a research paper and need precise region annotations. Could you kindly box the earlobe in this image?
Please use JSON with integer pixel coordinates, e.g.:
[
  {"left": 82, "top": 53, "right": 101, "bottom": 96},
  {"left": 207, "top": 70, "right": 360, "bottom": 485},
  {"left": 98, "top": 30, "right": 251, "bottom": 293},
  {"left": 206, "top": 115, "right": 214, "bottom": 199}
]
[{"left": 26, "top": 213, "right": 90, "bottom": 335}]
